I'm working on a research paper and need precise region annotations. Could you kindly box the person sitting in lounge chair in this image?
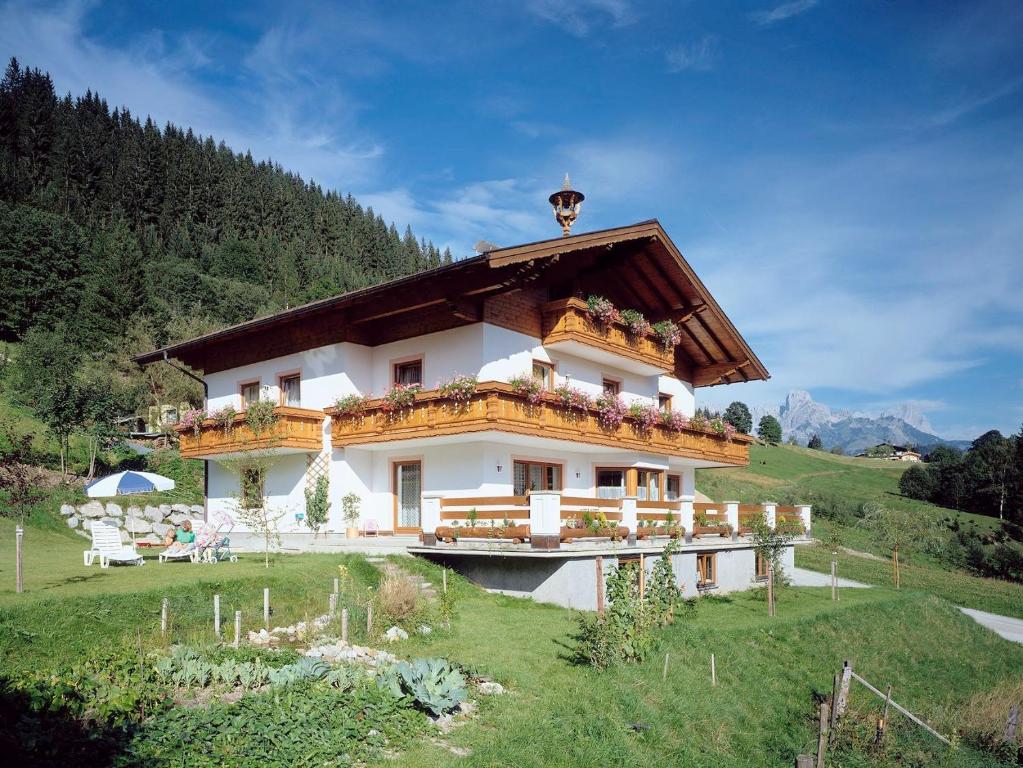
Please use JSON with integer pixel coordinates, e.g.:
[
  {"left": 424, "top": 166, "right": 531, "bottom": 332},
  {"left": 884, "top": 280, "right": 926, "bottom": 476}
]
[{"left": 163, "top": 520, "right": 196, "bottom": 554}]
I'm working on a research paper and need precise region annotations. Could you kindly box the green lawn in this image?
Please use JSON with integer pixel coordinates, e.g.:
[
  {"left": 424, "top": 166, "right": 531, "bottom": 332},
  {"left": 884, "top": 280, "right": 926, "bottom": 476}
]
[
  {"left": 795, "top": 542, "right": 1023, "bottom": 620},
  {"left": 698, "top": 443, "right": 999, "bottom": 533},
  {"left": 2, "top": 514, "right": 1022, "bottom": 766}
]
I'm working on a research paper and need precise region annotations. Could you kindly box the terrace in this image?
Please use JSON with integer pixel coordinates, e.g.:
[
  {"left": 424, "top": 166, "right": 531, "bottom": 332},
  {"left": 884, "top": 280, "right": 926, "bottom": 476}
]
[
  {"left": 326, "top": 382, "right": 751, "bottom": 465},
  {"left": 176, "top": 406, "right": 325, "bottom": 459},
  {"left": 540, "top": 297, "right": 676, "bottom": 375}
]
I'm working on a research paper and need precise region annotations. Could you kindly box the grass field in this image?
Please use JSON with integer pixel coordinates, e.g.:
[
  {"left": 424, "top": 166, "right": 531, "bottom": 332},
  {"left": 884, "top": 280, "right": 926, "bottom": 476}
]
[{"left": 2, "top": 510, "right": 1022, "bottom": 766}]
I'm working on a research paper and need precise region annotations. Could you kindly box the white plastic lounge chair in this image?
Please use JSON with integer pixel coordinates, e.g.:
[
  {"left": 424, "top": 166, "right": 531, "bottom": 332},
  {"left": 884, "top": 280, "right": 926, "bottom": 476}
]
[
  {"left": 158, "top": 544, "right": 199, "bottom": 564},
  {"left": 83, "top": 520, "right": 144, "bottom": 568}
]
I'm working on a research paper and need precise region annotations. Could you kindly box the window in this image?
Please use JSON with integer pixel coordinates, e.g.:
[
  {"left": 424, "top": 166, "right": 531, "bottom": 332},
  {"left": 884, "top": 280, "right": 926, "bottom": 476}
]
[
  {"left": 666, "top": 474, "right": 681, "bottom": 501},
  {"left": 658, "top": 393, "right": 672, "bottom": 411},
  {"left": 636, "top": 470, "right": 662, "bottom": 501},
  {"left": 755, "top": 552, "right": 769, "bottom": 581},
  {"left": 532, "top": 360, "right": 555, "bottom": 389},
  {"left": 602, "top": 378, "right": 621, "bottom": 396},
  {"left": 394, "top": 359, "right": 423, "bottom": 387},
  {"left": 240, "top": 464, "right": 266, "bottom": 510},
  {"left": 513, "top": 460, "right": 562, "bottom": 495},
  {"left": 240, "top": 381, "right": 261, "bottom": 409},
  {"left": 697, "top": 552, "right": 717, "bottom": 588},
  {"left": 596, "top": 468, "right": 626, "bottom": 499},
  {"left": 279, "top": 374, "right": 301, "bottom": 407}
]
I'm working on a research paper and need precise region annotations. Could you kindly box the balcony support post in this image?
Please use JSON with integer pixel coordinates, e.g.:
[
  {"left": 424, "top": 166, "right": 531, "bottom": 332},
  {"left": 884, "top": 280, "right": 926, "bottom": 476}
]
[
  {"left": 762, "top": 502, "right": 777, "bottom": 530},
  {"left": 529, "top": 491, "right": 561, "bottom": 550},
  {"left": 797, "top": 504, "right": 812, "bottom": 538},
  {"left": 621, "top": 497, "right": 638, "bottom": 545},
  {"left": 725, "top": 501, "right": 740, "bottom": 542},
  {"left": 681, "top": 467, "right": 695, "bottom": 543},
  {"left": 421, "top": 494, "right": 443, "bottom": 546}
]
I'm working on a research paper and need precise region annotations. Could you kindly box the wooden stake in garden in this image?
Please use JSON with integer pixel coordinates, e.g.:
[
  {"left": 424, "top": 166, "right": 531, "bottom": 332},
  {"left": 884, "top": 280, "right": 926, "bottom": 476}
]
[
  {"left": 443, "top": 568, "right": 447, "bottom": 594},
  {"left": 15, "top": 525, "right": 24, "bottom": 593},
  {"left": 595, "top": 556, "right": 605, "bottom": 617},
  {"left": 263, "top": 587, "right": 270, "bottom": 629},
  {"left": 214, "top": 594, "right": 221, "bottom": 639},
  {"left": 1004, "top": 704, "right": 1020, "bottom": 747},
  {"left": 341, "top": 608, "right": 349, "bottom": 643},
  {"left": 662, "top": 653, "right": 670, "bottom": 682},
  {"left": 161, "top": 597, "right": 169, "bottom": 636},
  {"left": 639, "top": 553, "right": 646, "bottom": 600},
  {"left": 333, "top": 577, "right": 339, "bottom": 594},
  {"left": 329, "top": 592, "right": 337, "bottom": 616},
  {"left": 876, "top": 683, "right": 893, "bottom": 744},
  {"left": 367, "top": 603, "right": 373, "bottom": 636},
  {"left": 831, "top": 554, "right": 838, "bottom": 602},
  {"left": 233, "top": 610, "right": 241, "bottom": 648},
  {"left": 816, "top": 702, "right": 830, "bottom": 768},
  {"left": 767, "top": 564, "right": 775, "bottom": 617},
  {"left": 711, "top": 653, "right": 717, "bottom": 686}
]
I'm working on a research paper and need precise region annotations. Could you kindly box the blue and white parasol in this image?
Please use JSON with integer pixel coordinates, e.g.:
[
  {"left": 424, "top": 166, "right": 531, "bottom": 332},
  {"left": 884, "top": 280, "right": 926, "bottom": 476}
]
[{"left": 84, "top": 471, "right": 176, "bottom": 498}]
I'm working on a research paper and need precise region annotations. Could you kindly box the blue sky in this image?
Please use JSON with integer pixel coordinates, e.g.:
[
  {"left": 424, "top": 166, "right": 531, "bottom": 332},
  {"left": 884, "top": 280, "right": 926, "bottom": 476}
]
[{"left": 3, "top": 0, "right": 1022, "bottom": 439}]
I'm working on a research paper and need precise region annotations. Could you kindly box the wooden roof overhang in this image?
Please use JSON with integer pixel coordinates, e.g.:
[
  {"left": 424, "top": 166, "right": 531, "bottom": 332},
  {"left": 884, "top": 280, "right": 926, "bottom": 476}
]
[{"left": 135, "top": 220, "right": 768, "bottom": 387}]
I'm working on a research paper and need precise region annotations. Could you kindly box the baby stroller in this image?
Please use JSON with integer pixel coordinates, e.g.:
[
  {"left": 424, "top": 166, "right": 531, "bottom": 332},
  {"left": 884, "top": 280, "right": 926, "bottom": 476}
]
[{"left": 195, "top": 511, "right": 239, "bottom": 564}]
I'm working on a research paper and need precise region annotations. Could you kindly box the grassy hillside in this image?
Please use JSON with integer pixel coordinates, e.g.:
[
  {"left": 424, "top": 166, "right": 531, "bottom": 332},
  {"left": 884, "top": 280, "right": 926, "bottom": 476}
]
[
  {"left": 698, "top": 443, "right": 997, "bottom": 531},
  {"left": 2, "top": 518, "right": 1022, "bottom": 766}
]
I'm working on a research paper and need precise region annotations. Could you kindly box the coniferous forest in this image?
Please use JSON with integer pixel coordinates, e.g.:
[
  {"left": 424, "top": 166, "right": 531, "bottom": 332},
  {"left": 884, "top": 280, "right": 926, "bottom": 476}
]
[{"left": 0, "top": 57, "right": 450, "bottom": 351}]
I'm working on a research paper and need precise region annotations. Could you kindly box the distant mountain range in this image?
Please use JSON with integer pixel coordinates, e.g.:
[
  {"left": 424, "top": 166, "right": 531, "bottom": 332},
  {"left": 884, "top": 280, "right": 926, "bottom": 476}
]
[{"left": 749, "top": 390, "right": 973, "bottom": 455}]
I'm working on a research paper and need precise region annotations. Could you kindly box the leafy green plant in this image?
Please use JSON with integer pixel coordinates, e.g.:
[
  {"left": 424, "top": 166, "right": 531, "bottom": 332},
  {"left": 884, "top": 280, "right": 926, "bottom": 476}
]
[
  {"left": 245, "top": 397, "right": 278, "bottom": 437},
  {"left": 304, "top": 474, "right": 329, "bottom": 534},
  {"left": 646, "top": 538, "right": 683, "bottom": 625},
  {"left": 575, "top": 563, "right": 655, "bottom": 669},
  {"left": 467, "top": 507, "right": 478, "bottom": 528},
  {"left": 332, "top": 393, "right": 369, "bottom": 416},
  {"left": 439, "top": 374, "right": 477, "bottom": 403},
  {"left": 342, "top": 492, "right": 361, "bottom": 528},
  {"left": 378, "top": 658, "right": 468, "bottom": 716},
  {"left": 651, "top": 319, "right": 682, "bottom": 352},
  {"left": 211, "top": 404, "right": 237, "bottom": 434},
  {"left": 619, "top": 308, "right": 649, "bottom": 337}
]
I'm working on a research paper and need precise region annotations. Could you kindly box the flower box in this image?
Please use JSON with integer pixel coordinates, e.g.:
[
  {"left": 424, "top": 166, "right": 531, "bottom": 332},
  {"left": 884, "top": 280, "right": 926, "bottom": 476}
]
[
  {"left": 636, "top": 526, "right": 685, "bottom": 540},
  {"left": 692, "top": 524, "right": 732, "bottom": 538},
  {"left": 559, "top": 526, "right": 629, "bottom": 542},
  {"left": 435, "top": 525, "right": 530, "bottom": 543}
]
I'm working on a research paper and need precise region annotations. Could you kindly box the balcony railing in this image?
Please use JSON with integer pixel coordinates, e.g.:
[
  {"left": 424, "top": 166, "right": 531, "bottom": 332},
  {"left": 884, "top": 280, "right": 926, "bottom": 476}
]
[
  {"left": 175, "top": 406, "right": 324, "bottom": 459},
  {"left": 541, "top": 298, "right": 675, "bottom": 373},
  {"left": 326, "top": 382, "right": 751, "bottom": 465}
]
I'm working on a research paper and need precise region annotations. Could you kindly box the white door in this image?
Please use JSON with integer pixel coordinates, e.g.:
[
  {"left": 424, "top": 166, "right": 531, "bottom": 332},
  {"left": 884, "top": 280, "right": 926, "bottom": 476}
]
[{"left": 395, "top": 461, "right": 422, "bottom": 531}]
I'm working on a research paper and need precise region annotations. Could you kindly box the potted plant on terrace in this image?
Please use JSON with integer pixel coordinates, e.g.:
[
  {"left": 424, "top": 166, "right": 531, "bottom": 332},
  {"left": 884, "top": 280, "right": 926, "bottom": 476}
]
[
  {"left": 586, "top": 294, "right": 621, "bottom": 327},
  {"left": 341, "top": 492, "right": 361, "bottom": 539},
  {"left": 508, "top": 373, "right": 545, "bottom": 405},
  {"left": 619, "top": 308, "right": 650, "bottom": 338},
  {"left": 560, "top": 510, "right": 628, "bottom": 542}
]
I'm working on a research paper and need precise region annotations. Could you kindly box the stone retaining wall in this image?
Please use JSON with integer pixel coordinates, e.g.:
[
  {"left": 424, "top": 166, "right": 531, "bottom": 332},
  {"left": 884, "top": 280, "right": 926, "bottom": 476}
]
[{"left": 60, "top": 501, "right": 205, "bottom": 545}]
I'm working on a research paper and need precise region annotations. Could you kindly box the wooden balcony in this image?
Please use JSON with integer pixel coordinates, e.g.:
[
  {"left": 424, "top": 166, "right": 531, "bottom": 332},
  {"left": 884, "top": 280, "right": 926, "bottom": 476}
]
[
  {"left": 326, "top": 382, "right": 750, "bottom": 465},
  {"left": 176, "top": 406, "right": 324, "bottom": 459},
  {"left": 541, "top": 298, "right": 675, "bottom": 375}
]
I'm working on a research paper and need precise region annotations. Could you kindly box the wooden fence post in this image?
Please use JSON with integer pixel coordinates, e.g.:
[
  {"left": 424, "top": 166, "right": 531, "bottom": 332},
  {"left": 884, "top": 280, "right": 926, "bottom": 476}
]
[
  {"left": 596, "top": 556, "right": 605, "bottom": 617},
  {"left": 341, "top": 608, "right": 349, "bottom": 643},
  {"left": 816, "top": 701, "right": 830, "bottom": 768},
  {"left": 214, "top": 594, "right": 221, "bottom": 639},
  {"left": 796, "top": 756, "right": 813, "bottom": 768},
  {"left": 831, "top": 555, "right": 837, "bottom": 602},
  {"left": 15, "top": 525, "right": 24, "bottom": 593},
  {"left": 333, "top": 577, "right": 339, "bottom": 595},
  {"left": 367, "top": 603, "right": 373, "bottom": 636},
  {"left": 767, "top": 564, "right": 775, "bottom": 617},
  {"left": 233, "top": 611, "right": 241, "bottom": 648},
  {"left": 161, "top": 597, "right": 169, "bottom": 636},
  {"left": 711, "top": 653, "right": 717, "bottom": 686},
  {"left": 1003, "top": 703, "right": 1020, "bottom": 746},
  {"left": 836, "top": 661, "right": 853, "bottom": 718},
  {"left": 662, "top": 653, "right": 669, "bottom": 682},
  {"left": 829, "top": 672, "right": 841, "bottom": 743},
  {"left": 263, "top": 587, "right": 270, "bottom": 629},
  {"left": 443, "top": 569, "right": 448, "bottom": 594}
]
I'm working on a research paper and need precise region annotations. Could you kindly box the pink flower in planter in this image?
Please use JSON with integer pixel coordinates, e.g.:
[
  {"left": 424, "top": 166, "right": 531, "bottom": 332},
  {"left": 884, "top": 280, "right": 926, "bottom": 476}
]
[
  {"left": 660, "top": 410, "right": 691, "bottom": 433},
  {"left": 586, "top": 294, "right": 621, "bottom": 326},
  {"left": 596, "top": 393, "right": 627, "bottom": 430},
  {"left": 628, "top": 402, "right": 661, "bottom": 432}
]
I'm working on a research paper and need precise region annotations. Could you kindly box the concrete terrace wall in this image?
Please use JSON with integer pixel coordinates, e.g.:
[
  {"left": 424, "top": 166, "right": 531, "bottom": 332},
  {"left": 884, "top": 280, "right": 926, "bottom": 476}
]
[{"left": 427, "top": 543, "right": 794, "bottom": 612}]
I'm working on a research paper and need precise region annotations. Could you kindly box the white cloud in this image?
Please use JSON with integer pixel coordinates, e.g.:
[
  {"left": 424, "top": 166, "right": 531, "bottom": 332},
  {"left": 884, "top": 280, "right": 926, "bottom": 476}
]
[
  {"left": 665, "top": 35, "right": 720, "bottom": 73},
  {"left": 749, "top": 0, "right": 818, "bottom": 26},
  {"left": 526, "top": 0, "right": 635, "bottom": 37},
  {"left": 0, "top": 1, "right": 386, "bottom": 189}
]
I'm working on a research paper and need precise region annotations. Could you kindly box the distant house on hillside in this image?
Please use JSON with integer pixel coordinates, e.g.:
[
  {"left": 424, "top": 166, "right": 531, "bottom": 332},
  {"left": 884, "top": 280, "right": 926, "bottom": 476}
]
[{"left": 858, "top": 443, "right": 922, "bottom": 462}]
